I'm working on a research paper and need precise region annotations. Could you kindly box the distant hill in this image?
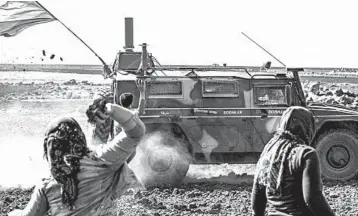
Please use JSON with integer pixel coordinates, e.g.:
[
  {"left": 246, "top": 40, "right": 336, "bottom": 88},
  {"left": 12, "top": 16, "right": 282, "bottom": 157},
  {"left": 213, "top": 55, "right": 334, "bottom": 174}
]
[{"left": 0, "top": 63, "right": 357, "bottom": 74}]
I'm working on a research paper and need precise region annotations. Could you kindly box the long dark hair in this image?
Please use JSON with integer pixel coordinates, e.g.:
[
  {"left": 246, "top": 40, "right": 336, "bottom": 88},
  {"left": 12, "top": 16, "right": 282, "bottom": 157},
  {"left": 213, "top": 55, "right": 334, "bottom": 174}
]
[{"left": 43, "top": 117, "right": 89, "bottom": 209}]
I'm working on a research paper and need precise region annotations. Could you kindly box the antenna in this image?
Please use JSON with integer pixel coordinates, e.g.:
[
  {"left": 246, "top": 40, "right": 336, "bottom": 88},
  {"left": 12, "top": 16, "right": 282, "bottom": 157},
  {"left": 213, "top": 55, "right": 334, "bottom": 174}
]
[{"left": 241, "top": 32, "right": 286, "bottom": 68}]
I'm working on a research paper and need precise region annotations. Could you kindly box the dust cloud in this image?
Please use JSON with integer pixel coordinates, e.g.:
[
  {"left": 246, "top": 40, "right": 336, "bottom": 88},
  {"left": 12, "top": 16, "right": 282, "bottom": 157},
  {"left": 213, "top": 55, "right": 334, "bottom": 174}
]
[
  {"left": 0, "top": 136, "right": 48, "bottom": 188},
  {"left": 0, "top": 100, "right": 255, "bottom": 189},
  {"left": 129, "top": 131, "right": 192, "bottom": 188},
  {"left": 0, "top": 101, "right": 91, "bottom": 189}
]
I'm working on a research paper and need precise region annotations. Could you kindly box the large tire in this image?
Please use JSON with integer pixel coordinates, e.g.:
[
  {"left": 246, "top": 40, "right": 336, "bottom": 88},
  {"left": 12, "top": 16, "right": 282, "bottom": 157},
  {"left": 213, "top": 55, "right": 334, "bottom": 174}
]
[
  {"left": 128, "top": 131, "right": 192, "bottom": 188},
  {"left": 315, "top": 129, "right": 358, "bottom": 180}
]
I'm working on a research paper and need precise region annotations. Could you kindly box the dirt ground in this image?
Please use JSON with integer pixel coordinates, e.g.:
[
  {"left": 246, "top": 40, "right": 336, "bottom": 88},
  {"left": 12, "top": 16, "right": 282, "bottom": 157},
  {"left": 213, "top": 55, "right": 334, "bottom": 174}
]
[
  {"left": 1, "top": 180, "right": 358, "bottom": 216},
  {"left": 1, "top": 71, "right": 358, "bottom": 215}
]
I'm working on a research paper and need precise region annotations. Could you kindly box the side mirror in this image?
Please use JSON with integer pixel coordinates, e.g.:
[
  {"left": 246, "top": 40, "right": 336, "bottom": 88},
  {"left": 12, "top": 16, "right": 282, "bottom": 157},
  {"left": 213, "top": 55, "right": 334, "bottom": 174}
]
[
  {"left": 261, "top": 109, "right": 268, "bottom": 119},
  {"left": 285, "top": 85, "right": 292, "bottom": 105}
]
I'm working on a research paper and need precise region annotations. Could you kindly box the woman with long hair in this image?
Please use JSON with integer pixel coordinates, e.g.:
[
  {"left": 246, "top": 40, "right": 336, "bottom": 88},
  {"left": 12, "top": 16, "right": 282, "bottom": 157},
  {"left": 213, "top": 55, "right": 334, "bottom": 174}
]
[
  {"left": 9, "top": 103, "right": 145, "bottom": 216},
  {"left": 251, "top": 106, "right": 335, "bottom": 216}
]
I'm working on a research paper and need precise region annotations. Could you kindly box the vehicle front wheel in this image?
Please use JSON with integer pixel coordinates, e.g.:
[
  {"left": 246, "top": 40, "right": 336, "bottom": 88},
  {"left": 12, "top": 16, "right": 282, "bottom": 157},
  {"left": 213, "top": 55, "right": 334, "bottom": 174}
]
[
  {"left": 128, "top": 131, "right": 192, "bottom": 188},
  {"left": 315, "top": 129, "right": 358, "bottom": 180}
]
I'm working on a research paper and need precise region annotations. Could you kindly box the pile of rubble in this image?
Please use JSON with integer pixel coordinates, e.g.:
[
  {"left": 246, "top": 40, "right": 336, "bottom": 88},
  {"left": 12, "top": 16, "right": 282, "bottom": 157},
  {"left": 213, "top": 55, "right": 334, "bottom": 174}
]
[{"left": 303, "top": 80, "right": 358, "bottom": 109}]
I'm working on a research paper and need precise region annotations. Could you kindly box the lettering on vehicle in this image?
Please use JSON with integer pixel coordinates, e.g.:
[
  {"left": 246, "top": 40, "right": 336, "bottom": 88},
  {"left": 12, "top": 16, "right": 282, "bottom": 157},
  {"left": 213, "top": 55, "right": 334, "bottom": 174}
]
[
  {"left": 223, "top": 110, "right": 243, "bottom": 115},
  {"left": 268, "top": 110, "right": 284, "bottom": 115}
]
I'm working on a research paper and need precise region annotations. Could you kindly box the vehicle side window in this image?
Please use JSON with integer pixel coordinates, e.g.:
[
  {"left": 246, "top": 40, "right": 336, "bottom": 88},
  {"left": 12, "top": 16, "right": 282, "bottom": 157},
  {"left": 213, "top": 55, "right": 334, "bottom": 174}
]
[
  {"left": 254, "top": 86, "right": 287, "bottom": 106},
  {"left": 147, "top": 81, "right": 183, "bottom": 98},
  {"left": 202, "top": 80, "right": 239, "bottom": 97}
]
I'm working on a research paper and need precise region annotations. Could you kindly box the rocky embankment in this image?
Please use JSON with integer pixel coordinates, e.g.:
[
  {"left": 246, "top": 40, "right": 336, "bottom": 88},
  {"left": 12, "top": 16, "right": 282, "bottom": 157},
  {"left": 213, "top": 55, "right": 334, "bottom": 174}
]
[
  {"left": 303, "top": 80, "right": 358, "bottom": 109},
  {"left": 0, "top": 71, "right": 112, "bottom": 102},
  {"left": 0, "top": 79, "right": 109, "bottom": 102}
]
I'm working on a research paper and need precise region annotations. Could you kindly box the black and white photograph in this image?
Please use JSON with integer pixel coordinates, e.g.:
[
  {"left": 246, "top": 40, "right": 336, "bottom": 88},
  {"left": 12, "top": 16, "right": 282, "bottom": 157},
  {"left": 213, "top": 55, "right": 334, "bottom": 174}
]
[{"left": 0, "top": 1, "right": 358, "bottom": 215}]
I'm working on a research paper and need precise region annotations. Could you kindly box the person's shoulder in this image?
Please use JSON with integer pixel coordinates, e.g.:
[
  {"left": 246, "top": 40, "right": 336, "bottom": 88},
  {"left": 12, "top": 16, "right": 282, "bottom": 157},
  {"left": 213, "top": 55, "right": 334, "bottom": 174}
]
[
  {"left": 81, "top": 152, "right": 120, "bottom": 167},
  {"left": 294, "top": 144, "right": 316, "bottom": 160},
  {"left": 289, "top": 144, "right": 317, "bottom": 172},
  {"left": 290, "top": 143, "right": 314, "bottom": 154},
  {"left": 82, "top": 152, "right": 107, "bottom": 164}
]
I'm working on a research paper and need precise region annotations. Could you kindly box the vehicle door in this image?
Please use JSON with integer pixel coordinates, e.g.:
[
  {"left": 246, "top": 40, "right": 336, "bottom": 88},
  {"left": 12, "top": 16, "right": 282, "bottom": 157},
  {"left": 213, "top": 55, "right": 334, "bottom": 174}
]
[
  {"left": 188, "top": 78, "right": 252, "bottom": 163},
  {"left": 142, "top": 76, "right": 202, "bottom": 133},
  {"left": 249, "top": 81, "right": 291, "bottom": 152}
]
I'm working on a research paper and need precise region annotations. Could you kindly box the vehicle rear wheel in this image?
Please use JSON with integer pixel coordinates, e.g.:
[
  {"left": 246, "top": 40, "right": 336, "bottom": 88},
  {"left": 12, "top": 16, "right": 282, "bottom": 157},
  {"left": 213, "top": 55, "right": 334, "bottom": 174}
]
[
  {"left": 128, "top": 131, "right": 192, "bottom": 188},
  {"left": 315, "top": 129, "right": 358, "bottom": 180}
]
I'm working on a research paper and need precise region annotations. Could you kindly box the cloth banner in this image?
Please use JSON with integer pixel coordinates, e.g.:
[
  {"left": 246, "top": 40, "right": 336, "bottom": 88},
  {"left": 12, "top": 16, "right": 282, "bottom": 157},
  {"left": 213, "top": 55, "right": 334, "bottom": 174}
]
[{"left": 0, "top": 1, "right": 56, "bottom": 37}]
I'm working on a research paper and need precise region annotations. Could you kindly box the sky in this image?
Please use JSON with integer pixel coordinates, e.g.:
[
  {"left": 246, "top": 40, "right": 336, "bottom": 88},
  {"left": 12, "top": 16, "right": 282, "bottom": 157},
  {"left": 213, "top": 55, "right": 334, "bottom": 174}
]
[{"left": 1, "top": 0, "right": 358, "bottom": 68}]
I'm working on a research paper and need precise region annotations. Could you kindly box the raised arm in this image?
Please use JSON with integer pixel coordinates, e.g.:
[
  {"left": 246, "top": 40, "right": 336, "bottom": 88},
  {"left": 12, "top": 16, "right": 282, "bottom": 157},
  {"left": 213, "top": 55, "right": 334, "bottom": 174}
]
[
  {"left": 86, "top": 89, "right": 114, "bottom": 146},
  {"left": 138, "top": 93, "right": 146, "bottom": 114},
  {"left": 302, "top": 151, "right": 335, "bottom": 216},
  {"left": 251, "top": 175, "right": 267, "bottom": 216},
  {"left": 95, "top": 104, "right": 145, "bottom": 164},
  {"left": 136, "top": 78, "right": 146, "bottom": 115},
  {"left": 8, "top": 183, "right": 49, "bottom": 216}
]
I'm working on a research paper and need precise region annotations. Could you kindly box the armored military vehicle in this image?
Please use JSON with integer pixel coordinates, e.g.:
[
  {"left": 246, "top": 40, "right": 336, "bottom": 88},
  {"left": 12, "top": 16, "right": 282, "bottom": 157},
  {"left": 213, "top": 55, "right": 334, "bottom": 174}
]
[{"left": 107, "top": 18, "right": 358, "bottom": 183}]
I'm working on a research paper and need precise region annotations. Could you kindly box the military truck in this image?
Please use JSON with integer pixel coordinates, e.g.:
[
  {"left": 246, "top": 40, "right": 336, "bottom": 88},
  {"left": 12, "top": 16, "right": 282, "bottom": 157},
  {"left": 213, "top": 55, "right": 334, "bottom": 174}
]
[{"left": 107, "top": 18, "right": 358, "bottom": 183}]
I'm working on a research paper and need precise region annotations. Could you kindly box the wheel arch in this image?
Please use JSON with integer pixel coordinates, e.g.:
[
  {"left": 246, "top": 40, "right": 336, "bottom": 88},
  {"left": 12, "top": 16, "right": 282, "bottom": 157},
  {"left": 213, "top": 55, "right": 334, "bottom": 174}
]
[
  {"left": 144, "top": 123, "right": 193, "bottom": 155},
  {"left": 312, "top": 120, "right": 358, "bottom": 147}
]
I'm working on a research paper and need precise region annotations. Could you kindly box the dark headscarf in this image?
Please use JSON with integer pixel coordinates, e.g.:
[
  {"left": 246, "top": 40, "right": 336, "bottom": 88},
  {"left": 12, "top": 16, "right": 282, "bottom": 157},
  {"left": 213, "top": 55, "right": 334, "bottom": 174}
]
[
  {"left": 43, "top": 117, "right": 90, "bottom": 210},
  {"left": 255, "top": 106, "right": 316, "bottom": 191},
  {"left": 119, "top": 93, "right": 134, "bottom": 108}
]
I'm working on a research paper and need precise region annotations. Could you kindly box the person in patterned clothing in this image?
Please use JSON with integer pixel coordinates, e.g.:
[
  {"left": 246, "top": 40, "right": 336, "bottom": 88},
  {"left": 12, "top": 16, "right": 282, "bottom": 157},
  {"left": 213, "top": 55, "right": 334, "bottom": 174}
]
[
  {"left": 251, "top": 106, "right": 335, "bottom": 216},
  {"left": 9, "top": 102, "right": 145, "bottom": 216}
]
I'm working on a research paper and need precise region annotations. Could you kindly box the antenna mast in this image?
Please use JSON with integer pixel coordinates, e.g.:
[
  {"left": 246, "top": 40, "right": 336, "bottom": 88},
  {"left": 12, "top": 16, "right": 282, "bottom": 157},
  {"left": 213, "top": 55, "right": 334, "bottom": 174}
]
[{"left": 241, "top": 32, "right": 286, "bottom": 68}]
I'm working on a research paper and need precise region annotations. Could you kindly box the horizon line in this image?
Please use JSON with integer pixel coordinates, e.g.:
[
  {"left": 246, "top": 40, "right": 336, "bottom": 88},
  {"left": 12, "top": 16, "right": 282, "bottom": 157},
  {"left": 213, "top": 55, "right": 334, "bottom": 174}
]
[{"left": 1, "top": 63, "right": 357, "bottom": 71}]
